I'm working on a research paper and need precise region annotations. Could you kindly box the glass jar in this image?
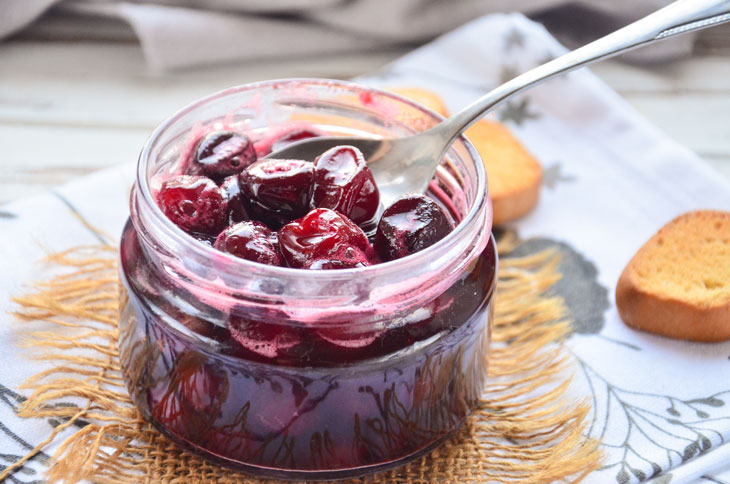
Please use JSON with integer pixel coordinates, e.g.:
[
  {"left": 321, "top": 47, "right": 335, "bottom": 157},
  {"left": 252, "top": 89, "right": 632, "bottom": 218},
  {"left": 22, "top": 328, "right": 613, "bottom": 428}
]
[{"left": 118, "top": 79, "right": 496, "bottom": 480}]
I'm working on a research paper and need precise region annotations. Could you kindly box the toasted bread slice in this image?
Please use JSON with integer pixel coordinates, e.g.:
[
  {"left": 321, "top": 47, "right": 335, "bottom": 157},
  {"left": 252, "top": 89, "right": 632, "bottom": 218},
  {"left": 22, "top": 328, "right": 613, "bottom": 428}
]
[
  {"left": 387, "top": 86, "right": 450, "bottom": 117},
  {"left": 465, "top": 120, "right": 542, "bottom": 225},
  {"left": 616, "top": 210, "right": 730, "bottom": 342}
]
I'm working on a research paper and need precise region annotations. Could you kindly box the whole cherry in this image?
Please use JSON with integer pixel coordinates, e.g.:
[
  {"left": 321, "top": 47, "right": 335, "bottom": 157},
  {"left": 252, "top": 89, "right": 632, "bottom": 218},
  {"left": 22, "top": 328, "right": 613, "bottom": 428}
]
[
  {"left": 157, "top": 175, "right": 228, "bottom": 235},
  {"left": 239, "top": 159, "right": 314, "bottom": 228},
  {"left": 214, "top": 221, "right": 283, "bottom": 266},
  {"left": 311, "top": 145, "right": 380, "bottom": 226},
  {"left": 194, "top": 131, "right": 256, "bottom": 177},
  {"left": 278, "top": 208, "right": 375, "bottom": 270},
  {"left": 374, "top": 194, "right": 453, "bottom": 261}
]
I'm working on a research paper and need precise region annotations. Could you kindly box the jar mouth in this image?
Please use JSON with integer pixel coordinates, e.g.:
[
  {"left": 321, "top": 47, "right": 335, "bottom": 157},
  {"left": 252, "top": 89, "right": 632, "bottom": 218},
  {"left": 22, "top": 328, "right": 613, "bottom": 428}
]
[{"left": 136, "top": 78, "right": 490, "bottom": 281}]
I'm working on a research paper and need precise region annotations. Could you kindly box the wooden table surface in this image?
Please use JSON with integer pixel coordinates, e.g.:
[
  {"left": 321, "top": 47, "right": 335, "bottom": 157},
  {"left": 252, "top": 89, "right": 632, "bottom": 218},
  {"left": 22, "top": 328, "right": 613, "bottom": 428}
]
[{"left": 1, "top": 36, "right": 729, "bottom": 206}]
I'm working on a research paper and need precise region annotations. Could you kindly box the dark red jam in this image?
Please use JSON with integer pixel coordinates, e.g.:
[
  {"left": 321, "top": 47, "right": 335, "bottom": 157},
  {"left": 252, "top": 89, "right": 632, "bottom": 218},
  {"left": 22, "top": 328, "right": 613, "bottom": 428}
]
[
  {"left": 119, "top": 122, "right": 495, "bottom": 479},
  {"left": 119, "top": 224, "right": 494, "bottom": 478}
]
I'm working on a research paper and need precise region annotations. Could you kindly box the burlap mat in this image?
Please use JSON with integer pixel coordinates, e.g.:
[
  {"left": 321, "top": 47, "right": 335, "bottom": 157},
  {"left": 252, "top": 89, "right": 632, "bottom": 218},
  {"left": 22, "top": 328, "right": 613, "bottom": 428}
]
[{"left": 1, "top": 232, "right": 601, "bottom": 483}]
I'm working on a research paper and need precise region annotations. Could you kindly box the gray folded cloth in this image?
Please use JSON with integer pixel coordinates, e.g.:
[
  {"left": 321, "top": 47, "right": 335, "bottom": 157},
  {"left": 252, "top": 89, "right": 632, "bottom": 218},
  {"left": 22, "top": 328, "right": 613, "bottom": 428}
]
[{"left": 0, "top": 0, "right": 694, "bottom": 71}]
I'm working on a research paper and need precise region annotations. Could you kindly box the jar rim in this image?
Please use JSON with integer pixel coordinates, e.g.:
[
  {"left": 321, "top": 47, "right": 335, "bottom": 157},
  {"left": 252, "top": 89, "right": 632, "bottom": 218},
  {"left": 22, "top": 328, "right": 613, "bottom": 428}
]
[{"left": 136, "top": 78, "right": 490, "bottom": 280}]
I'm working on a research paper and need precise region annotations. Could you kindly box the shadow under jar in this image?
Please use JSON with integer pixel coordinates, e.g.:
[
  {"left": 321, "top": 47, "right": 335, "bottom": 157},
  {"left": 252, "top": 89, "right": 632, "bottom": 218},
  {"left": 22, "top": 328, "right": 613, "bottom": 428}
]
[{"left": 118, "top": 79, "right": 496, "bottom": 481}]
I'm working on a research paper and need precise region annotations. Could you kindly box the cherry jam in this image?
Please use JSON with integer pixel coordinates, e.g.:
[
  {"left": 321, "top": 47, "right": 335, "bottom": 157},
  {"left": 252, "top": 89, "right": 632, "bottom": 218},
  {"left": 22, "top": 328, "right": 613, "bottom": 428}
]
[
  {"left": 119, "top": 225, "right": 494, "bottom": 479},
  {"left": 119, "top": 80, "right": 494, "bottom": 480}
]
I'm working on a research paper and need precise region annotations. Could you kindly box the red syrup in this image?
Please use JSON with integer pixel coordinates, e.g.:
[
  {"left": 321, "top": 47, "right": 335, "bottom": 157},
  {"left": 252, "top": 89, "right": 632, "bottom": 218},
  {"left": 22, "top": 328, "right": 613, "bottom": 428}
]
[{"left": 119, "top": 219, "right": 495, "bottom": 478}]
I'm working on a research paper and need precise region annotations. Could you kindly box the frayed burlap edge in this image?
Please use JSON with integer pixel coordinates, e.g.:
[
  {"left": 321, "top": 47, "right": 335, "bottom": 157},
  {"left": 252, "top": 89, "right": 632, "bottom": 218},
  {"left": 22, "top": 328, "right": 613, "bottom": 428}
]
[{"left": 2, "top": 235, "right": 601, "bottom": 483}]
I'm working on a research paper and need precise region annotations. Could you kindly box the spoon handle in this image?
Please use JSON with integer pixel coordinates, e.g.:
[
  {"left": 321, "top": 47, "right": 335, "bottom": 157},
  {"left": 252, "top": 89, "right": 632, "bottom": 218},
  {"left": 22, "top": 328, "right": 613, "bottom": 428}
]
[{"left": 433, "top": 0, "right": 730, "bottom": 148}]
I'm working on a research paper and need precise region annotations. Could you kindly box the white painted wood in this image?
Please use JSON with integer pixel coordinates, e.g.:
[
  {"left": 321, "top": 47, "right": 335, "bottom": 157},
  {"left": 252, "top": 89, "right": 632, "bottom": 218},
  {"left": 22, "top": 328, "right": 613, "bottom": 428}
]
[
  {"left": 0, "top": 124, "right": 149, "bottom": 204},
  {"left": 0, "top": 41, "right": 406, "bottom": 129},
  {"left": 0, "top": 41, "right": 406, "bottom": 80}
]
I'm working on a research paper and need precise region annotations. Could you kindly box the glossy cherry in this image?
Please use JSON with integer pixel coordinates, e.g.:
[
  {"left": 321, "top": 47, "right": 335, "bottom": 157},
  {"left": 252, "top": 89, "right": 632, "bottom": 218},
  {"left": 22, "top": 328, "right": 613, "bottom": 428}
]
[
  {"left": 157, "top": 175, "right": 227, "bottom": 235},
  {"left": 220, "top": 175, "right": 249, "bottom": 225},
  {"left": 311, "top": 145, "right": 380, "bottom": 226},
  {"left": 214, "top": 221, "right": 283, "bottom": 266},
  {"left": 194, "top": 130, "right": 256, "bottom": 177},
  {"left": 374, "top": 194, "right": 454, "bottom": 261},
  {"left": 278, "top": 208, "right": 375, "bottom": 270},
  {"left": 239, "top": 159, "right": 314, "bottom": 228}
]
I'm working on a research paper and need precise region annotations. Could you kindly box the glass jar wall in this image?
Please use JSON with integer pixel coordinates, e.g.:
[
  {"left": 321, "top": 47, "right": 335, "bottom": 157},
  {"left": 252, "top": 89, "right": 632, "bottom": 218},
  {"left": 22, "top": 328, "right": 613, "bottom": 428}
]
[{"left": 119, "top": 79, "right": 496, "bottom": 480}]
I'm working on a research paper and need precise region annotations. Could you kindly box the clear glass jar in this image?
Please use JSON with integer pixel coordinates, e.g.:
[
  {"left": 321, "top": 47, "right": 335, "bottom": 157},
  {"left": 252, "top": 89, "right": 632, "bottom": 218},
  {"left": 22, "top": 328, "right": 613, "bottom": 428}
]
[{"left": 118, "top": 79, "right": 496, "bottom": 480}]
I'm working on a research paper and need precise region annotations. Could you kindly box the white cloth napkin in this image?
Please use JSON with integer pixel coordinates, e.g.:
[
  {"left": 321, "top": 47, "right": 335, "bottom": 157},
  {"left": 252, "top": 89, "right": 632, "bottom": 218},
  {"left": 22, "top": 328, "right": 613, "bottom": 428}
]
[
  {"left": 0, "top": 0, "right": 692, "bottom": 71},
  {"left": 1, "top": 13, "right": 729, "bottom": 484}
]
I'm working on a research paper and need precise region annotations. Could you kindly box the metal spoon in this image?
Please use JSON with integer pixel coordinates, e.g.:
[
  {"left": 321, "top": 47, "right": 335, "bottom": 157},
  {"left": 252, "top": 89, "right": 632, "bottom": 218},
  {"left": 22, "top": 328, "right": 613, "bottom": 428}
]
[{"left": 268, "top": 0, "right": 730, "bottom": 206}]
